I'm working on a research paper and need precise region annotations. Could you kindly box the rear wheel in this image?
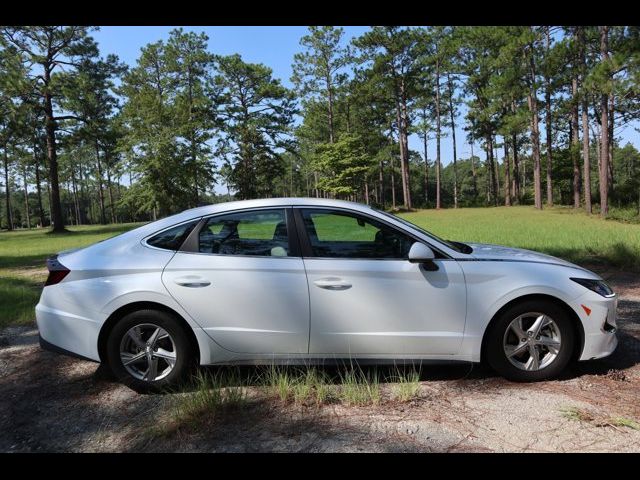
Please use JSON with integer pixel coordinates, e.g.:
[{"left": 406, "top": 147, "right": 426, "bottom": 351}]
[
  {"left": 106, "top": 309, "right": 194, "bottom": 392},
  {"left": 486, "top": 299, "right": 575, "bottom": 381}
]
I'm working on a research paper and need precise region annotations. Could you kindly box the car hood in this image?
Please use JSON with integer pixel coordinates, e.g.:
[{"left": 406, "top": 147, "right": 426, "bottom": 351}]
[{"left": 466, "top": 242, "right": 580, "bottom": 269}]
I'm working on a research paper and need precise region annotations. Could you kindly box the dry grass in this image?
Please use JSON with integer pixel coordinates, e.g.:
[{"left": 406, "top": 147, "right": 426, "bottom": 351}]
[{"left": 561, "top": 406, "right": 640, "bottom": 431}]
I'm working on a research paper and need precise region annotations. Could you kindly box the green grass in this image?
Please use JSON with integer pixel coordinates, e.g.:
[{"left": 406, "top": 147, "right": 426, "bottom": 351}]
[
  {"left": 399, "top": 205, "right": 640, "bottom": 271},
  {"left": 148, "top": 369, "right": 248, "bottom": 437},
  {"left": 390, "top": 366, "right": 422, "bottom": 402},
  {"left": 263, "top": 365, "right": 333, "bottom": 405},
  {"left": 0, "top": 223, "right": 142, "bottom": 328},
  {"left": 338, "top": 366, "right": 381, "bottom": 406},
  {"left": 0, "top": 223, "right": 142, "bottom": 270}
]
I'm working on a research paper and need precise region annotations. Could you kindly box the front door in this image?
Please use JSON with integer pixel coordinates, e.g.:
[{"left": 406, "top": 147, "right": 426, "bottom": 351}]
[{"left": 296, "top": 208, "right": 467, "bottom": 356}]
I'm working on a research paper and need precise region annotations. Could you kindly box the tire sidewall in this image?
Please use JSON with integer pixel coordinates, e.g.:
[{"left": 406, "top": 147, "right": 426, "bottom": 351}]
[
  {"left": 106, "top": 309, "right": 193, "bottom": 392},
  {"left": 486, "top": 300, "right": 575, "bottom": 382}
]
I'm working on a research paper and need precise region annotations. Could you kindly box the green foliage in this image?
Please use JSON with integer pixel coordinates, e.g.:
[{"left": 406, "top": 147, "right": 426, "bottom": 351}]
[
  {"left": 213, "top": 54, "right": 297, "bottom": 199},
  {"left": 119, "top": 29, "right": 217, "bottom": 216},
  {"left": 312, "top": 134, "right": 373, "bottom": 196},
  {"left": 2, "top": 26, "right": 640, "bottom": 229}
]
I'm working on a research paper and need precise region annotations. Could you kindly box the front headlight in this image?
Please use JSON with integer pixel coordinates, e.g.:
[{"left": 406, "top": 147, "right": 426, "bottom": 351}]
[{"left": 570, "top": 277, "right": 615, "bottom": 298}]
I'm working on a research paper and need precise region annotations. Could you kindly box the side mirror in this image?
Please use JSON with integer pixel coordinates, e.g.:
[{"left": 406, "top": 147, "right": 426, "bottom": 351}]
[{"left": 408, "top": 242, "right": 436, "bottom": 264}]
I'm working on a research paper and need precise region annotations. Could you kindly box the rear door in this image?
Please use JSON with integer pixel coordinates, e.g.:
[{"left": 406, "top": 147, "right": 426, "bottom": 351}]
[{"left": 162, "top": 207, "right": 310, "bottom": 354}]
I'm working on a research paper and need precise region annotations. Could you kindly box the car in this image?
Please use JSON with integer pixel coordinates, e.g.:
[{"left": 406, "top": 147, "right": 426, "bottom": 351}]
[{"left": 36, "top": 198, "right": 618, "bottom": 391}]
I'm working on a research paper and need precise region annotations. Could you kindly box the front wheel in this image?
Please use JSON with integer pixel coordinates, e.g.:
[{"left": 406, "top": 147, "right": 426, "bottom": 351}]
[
  {"left": 106, "top": 309, "right": 194, "bottom": 392},
  {"left": 485, "top": 300, "right": 575, "bottom": 382}
]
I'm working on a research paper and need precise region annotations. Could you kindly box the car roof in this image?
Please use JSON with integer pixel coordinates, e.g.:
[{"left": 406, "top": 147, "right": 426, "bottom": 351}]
[{"left": 182, "top": 197, "right": 373, "bottom": 216}]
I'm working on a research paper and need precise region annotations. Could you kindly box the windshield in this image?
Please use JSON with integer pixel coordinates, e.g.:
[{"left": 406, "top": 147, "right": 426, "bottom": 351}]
[{"left": 373, "top": 209, "right": 468, "bottom": 254}]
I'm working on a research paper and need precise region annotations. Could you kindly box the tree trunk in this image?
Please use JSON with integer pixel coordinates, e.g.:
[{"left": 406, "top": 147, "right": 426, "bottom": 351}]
[
  {"left": 398, "top": 79, "right": 412, "bottom": 210},
  {"left": 578, "top": 26, "right": 592, "bottom": 214},
  {"left": 447, "top": 73, "right": 458, "bottom": 209},
  {"left": 423, "top": 122, "right": 429, "bottom": 206},
  {"left": 487, "top": 135, "right": 498, "bottom": 206},
  {"left": 389, "top": 132, "right": 397, "bottom": 210},
  {"left": 582, "top": 102, "right": 592, "bottom": 214},
  {"left": 106, "top": 164, "right": 116, "bottom": 224},
  {"left": 378, "top": 159, "right": 385, "bottom": 208},
  {"left": 512, "top": 137, "right": 520, "bottom": 203},
  {"left": 95, "top": 141, "right": 106, "bottom": 224},
  {"left": 364, "top": 177, "right": 369, "bottom": 205},
  {"left": 494, "top": 136, "right": 501, "bottom": 199},
  {"left": 608, "top": 91, "right": 614, "bottom": 192},
  {"left": 23, "top": 165, "right": 31, "bottom": 229},
  {"left": 504, "top": 140, "right": 511, "bottom": 206},
  {"left": 599, "top": 26, "right": 610, "bottom": 217},
  {"left": 527, "top": 38, "right": 543, "bottom": 210},
  {"left": 545, "top": 27, "right": 554, "bottom": 207},
  {"left": 395, "top": 105, "right": 409, "bottom": 209},
  {"left": 45, "top": 173, "right": 52, "bottom": 226},
  {"left": 571, "top": 76, "right": 581, "bottom": 208},
  {"left": 33, "top": 139, "right": 46, "bottom": 227},
  {"left": 327, "top": 76, "right": 335, "bottom": 144},
  {"left": 43, "top": 76, "right": 65, "bottom": 232},
  {"left": 470, "top": 141, "right": 478, "bottom": 199},
  {"left": 435, "top": 60, "right": 442, "bottom": 210},
  {"left": 186, "top": 64, "right": 200, "bottom": 207},
  {"left": 70, "top": 164, "right": 81, "bottom": 226},
  {"left": 3, "top": 143, "right": 13, "bottom": 231},
  {"left": 314, "top": 172, "right": 319, "bottom": 198}
]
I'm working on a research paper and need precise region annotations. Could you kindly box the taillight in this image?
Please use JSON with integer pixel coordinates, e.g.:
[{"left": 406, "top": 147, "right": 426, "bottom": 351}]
[{"left": 44, "top": 256, "right": 70, "bottom": 286}]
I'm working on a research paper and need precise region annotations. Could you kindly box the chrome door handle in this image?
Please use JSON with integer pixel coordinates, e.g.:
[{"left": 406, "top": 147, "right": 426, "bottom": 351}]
[
  {"left": 314, "top": 277, "right": 352, "bottom": 291},
  {"left": 174, "top": 276, "right": 211, "bottom": 288}
]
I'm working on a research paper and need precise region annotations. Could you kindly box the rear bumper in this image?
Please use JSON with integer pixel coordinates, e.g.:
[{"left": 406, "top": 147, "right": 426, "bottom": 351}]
[
  {"left": 35, "top": 302, "right": 101, "bottom": 362},
  {"left": 39, "top": 335, "right": 98, "bottom": 363}
]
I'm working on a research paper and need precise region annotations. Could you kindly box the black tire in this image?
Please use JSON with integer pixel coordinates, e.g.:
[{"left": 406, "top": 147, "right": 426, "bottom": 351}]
[
  {"left": 485, "top": 299, "right": 575, "bottom": 382},
  {"left": 106, "top": 309, "right": 195, "bottom": 393}
]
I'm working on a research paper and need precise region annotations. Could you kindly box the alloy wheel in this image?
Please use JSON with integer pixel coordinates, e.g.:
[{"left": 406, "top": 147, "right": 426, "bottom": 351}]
[
  {"left": 503, "top": 312, "right": 562, "bottom": 371},
  {"left": 119, "top": 323, "right": 177, "bottom": 381}
]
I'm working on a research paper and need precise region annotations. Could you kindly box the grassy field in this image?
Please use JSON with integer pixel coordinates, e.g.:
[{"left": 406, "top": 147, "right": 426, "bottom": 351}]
[
  {"left": 401, "top": 206, "right": 640, "bottom": 270},
  {"left": 1, "top": 205, "right": 639, "bottom": 329}
]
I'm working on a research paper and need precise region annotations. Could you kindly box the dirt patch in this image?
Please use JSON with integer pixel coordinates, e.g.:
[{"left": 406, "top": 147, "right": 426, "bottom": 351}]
[{"left": 1, "top": 268, "right": 639, "bottom": 453}]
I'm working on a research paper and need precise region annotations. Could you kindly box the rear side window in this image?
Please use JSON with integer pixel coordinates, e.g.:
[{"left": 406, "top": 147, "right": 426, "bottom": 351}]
[
  {"left": 199, "top": 209, "right": 289, "bottom": 257},
  {"left": 146, "top": 220, "right": 199, "bottom": 251}
]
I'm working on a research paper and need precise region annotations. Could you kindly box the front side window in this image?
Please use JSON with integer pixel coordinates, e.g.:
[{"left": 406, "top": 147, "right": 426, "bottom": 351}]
[
  {"left": 146, "top": 220, "right": 199, "bottom": 251},
  {"left": 300, "top": 209, "right": 414, "bottom": 259},
  {"left": 199, "top": 209, "right": 290, "bottom": 257}
]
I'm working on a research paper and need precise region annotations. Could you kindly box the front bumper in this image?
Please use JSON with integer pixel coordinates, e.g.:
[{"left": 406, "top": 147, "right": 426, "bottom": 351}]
[{"left": 575, "top": 292, "right": 618, "bottom": 361}]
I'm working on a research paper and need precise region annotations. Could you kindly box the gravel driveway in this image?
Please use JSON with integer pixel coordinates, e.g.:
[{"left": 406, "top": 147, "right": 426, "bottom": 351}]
[{"left": 1, "top": 268, "right": 639, "bottom": 452}]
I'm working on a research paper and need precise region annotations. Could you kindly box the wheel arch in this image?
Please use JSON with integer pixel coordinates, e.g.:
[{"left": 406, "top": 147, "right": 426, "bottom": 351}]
[
  {"left": 480, "top": 294, "right": 585, "bottom": 363},
  {"left": 97, "top": 301, "right": 201, "bottom": 365}
]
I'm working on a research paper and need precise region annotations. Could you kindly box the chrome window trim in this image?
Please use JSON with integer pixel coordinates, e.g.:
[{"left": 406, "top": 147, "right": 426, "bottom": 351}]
[
  {"left": 294, "top": 205, "right": 452, "bottom": 261},
  {"left": 180, "top": 206, "right": 298, "bottom": 259}
]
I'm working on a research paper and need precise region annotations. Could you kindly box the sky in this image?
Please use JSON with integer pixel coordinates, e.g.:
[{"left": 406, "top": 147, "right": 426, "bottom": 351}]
[{"left": 92, "top": 26, "right": 640, "bottom": 184}]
